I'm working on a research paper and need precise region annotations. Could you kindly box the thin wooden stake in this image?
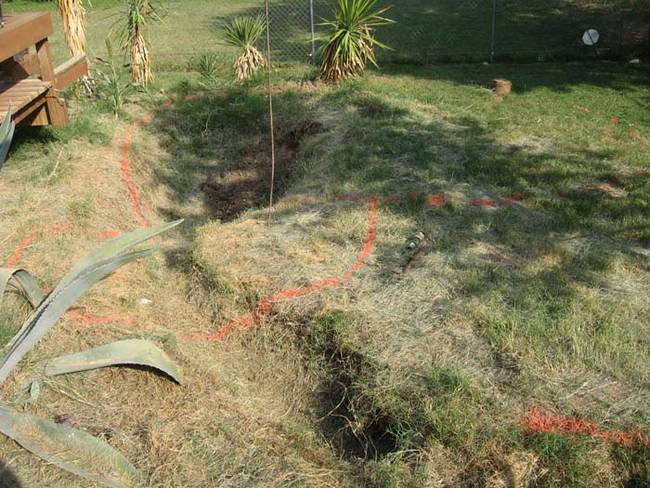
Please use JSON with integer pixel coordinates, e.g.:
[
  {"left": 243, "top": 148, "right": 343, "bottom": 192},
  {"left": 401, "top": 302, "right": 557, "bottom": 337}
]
[{"left": 264, "top": 0, "right": 276, "bottom": 226}]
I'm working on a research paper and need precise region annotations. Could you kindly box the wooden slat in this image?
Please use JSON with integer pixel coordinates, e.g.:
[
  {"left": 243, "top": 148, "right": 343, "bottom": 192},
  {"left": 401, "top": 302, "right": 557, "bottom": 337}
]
[
  {"left": 13, "top": 98, "right": 49, "bottom": 126},
  {"left": 0, "top": 13, "right": 53, "bottom": 63},
  {"left": 0, "top": 79, "right": 51, "bottom": 113},
  {"left": 20, "top": 103, "right": 50, "bottom": 126},
  {"left": 35, "top": 39, "right": 56, "bottom": 82},
  {"left": 54, "top": 55, "right": 89, "bottom": 90}
]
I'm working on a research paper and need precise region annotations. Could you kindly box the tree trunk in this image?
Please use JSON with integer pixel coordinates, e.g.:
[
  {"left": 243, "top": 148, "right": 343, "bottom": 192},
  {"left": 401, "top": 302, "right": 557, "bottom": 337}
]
[
  {"left": 130, "top": 30, "right": 153, "bottom": 85},
  {"left": 57, "top": 0, "right": 87, "bottom": 57}
]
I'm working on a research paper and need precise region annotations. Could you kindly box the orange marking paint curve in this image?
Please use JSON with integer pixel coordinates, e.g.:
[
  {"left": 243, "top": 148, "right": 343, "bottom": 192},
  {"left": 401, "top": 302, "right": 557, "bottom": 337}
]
[
  {"left": 5, "top": 231, "right": 38, "bottom": 267},
  {"left": 97, "top": 229, "right": 121, "bottom": 240},
  {"left": 470, "top": 198, "right": 498, "bottom": 208},
  {"left": 182, "top": 198, "right": 379, "bottom": 342},
  {"left": 5, "top": 223, "right": 73, "bottom": 267},
  {"left": 521, "top": 407, "right": 650, "bottom": 449},
  {"left": 119, "top": 128, "right": 149, "bottom": 227},
  {"left": 428, "top": 194, "right": 447, "bottom": 207}
]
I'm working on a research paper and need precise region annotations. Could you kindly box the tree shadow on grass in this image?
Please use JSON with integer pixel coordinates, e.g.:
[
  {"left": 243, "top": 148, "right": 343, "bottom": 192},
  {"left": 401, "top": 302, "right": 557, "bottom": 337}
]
[
  {"left": 142, "top": 76, "right": 648, "bottom": 480},
  {"left": 146, "top": 84, "right": 325, "bottom": 228},
  {"left": 145, "top": 73, "right": 646, "bottom": 277},
  {"left": 378, "top": 61, "right": 650, "bottom": 96},
  {"left": 0, "top": 463, "right": 22, "bottom": 488}
]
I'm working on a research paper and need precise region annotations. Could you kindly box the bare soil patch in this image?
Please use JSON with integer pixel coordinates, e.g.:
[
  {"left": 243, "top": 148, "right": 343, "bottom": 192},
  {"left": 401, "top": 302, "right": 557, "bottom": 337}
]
[{"left": 199, "top": 121, "right": 324, "bottom": 222}]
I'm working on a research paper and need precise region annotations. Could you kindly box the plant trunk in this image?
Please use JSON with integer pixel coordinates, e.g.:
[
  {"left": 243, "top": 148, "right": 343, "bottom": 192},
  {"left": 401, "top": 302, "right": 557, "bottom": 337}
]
[
  {"left": 234, "top": 46, "right": 265, "bottom": 82},
  {"left": 57, "top": 0, "right": 87, "bottom": 57},
  {"left": 130, "top": 30, "right": 153, "bottom": 85}
]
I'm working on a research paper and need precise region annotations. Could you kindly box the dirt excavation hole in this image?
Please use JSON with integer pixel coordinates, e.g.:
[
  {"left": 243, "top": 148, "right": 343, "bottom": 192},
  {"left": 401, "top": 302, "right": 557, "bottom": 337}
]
[
  {"left": 199, "top": 121, "right": 324, "bottom": 222},
  {"left": 292, "top": 312, "right": 404, "bottom": 461},
  {"left": 317, "top": 348, "right": 402, "bottom": 460}
]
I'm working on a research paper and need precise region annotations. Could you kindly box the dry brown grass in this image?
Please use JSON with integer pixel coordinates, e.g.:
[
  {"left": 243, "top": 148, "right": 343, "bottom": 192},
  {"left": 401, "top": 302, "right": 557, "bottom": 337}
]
[{"left": 0, "top": 104, "right": 357, "bottom": 486}]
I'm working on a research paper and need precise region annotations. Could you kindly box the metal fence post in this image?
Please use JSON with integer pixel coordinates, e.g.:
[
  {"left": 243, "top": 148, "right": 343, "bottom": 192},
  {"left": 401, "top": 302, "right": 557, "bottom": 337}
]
[
  {"left": 490, "top": 0, "right": 497, "bottom": 63},
  {"left": 310, "top": 0, "right": 316, "bottom": 63}
]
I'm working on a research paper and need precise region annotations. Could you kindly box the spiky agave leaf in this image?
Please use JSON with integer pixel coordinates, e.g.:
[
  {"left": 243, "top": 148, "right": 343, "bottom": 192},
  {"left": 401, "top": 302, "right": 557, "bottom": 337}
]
[
  {"left": 45, "top": 338, "right": 184, "bottom": 384},
  {"left": 319, "top": 0, "right": 393, "bottom": 82},
  {"left": 0, "top": 268, "right": 45, "bottom": 310},
  {"left": 0, "top": 108, "right": 15, "bottom": 168},
  {"left": 4, "top": 220, "right": 181, "bottom": 356},
  {"left": 0, "top": 404, "right": 141, "bottom": 488},
  {"left": 0, "top": 220, "right": 183, "bottom": 384},
  {"left": 223, "top": 15, "right": 266, "bottom": 81},
  {"left": 223, "top": 15, "right": 266, "bottom": 49}
]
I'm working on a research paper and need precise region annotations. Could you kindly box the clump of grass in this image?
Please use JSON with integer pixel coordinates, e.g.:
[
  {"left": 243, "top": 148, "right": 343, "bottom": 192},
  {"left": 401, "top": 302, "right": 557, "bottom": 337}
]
[
  {"left": 96, "top": 38, "right": 131, "bottom": 116},
  {"left": 525, "top": 433, "right": 615, "bottom": 486},
  {"left": 223, "top": 16, "right": 266, "bottom": 82},
  {"left": 612, "top": 444, "right": 650, "bottom": 485},
  {"left": 66, "top": 196, "right": 93, "bottom": 220},
  {"left": 195, "top": 52, "right": 221, "bottom": 86}
]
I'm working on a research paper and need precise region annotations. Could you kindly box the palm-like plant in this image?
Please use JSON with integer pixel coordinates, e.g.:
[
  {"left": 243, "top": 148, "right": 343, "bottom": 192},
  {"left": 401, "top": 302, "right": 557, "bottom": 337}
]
[
  {"left": 319, "top": 0, "right": 393, "bottom": 82},
  {"left": 121, "top": 0, "right": 159, "bottom": 85},
  {"left": 223, "top": 15, "right": 266, "bottom": 82}
]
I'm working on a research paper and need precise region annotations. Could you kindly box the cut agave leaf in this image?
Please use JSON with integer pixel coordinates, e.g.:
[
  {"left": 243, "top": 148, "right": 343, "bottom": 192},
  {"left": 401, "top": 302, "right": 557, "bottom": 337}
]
[
  {"left": 0, "top": 220, "right": 183, "bottom": 385},
  {"left": 0, "top": 249, "right": 155, "bottom": 384},
  {"left": 0, "top": 108, "right": 15, "bottom": 168},
  {"left": 5, "top": 249, "right": 154, "bottom": 356},
  {"left": 45, "top": 339, "right": 184, "bottom": 384},
  {"left": 0, "top": 268, "right": 46, "bottom": 310},
  {"left": 0, "top": 404, "right": 141, "bottom": 488},
  {"left": 57, "top": 220, "right": 183, "bottom": 292}
]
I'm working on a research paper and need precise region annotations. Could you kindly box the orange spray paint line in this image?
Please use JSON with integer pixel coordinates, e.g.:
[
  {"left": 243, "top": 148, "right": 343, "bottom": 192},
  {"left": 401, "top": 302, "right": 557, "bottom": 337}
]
[
  {"left": 119, "top": 128, "right": 149, "bottom": 227},
  {"left": 182, "top": 198, "right": 378, "bottom": 342},
  {"left": 521, "top": 407, "right": 650, "bottom": 449}
]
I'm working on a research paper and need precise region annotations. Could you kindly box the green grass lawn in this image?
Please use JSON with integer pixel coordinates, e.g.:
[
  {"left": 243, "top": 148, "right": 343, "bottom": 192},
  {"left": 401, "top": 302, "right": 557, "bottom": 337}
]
[{"left": 5, "top": 0, "right": 261, "bottom": 68}]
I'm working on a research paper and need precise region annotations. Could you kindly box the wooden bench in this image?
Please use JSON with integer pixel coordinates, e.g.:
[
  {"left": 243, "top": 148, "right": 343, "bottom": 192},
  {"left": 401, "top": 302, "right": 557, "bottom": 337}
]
[{"left": 0, "top": 11, "right": 88, "bottom": 127}]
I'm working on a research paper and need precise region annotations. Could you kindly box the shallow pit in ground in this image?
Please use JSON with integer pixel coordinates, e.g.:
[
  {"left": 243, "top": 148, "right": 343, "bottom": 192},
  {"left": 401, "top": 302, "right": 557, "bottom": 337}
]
[{"left": 199, "top": 121, "right": 324, "bottom": 222}]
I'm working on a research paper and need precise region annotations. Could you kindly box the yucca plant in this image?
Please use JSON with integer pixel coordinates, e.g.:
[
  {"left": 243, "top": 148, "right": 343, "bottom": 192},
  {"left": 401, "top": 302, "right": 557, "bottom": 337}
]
[
  {"left": 120, "top": 0, "right": 160, "bottom": 85},
  {"left": 223, "top": 15, "right": 266, "bottom": 82},
  {"left": 0, "top": 109, "right": 14, "bottom": 169},
  {"left": 57, "top": 0, "right": 87, "bottom": 57},
  {"left": 319, "top": 0, "right": 393, "bottom": 82}
]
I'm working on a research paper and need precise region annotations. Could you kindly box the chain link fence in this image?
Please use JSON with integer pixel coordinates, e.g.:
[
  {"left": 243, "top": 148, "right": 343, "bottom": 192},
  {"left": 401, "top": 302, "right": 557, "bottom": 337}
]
[
  {"left": 5, "top": 0, "right": 649, "bottom": 68},
  {"left": 267, "top": 0, "right": 650, "bottom": 64}
]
